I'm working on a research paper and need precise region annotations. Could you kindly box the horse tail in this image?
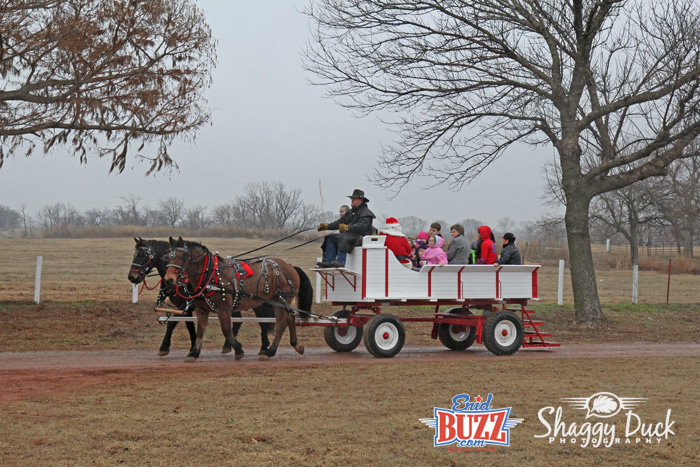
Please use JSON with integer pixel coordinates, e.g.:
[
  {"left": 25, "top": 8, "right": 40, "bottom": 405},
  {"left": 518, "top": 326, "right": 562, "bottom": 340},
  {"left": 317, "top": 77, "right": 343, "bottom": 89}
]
[{"left": 294, "top": 266, "right": 313, "bottom": 320}]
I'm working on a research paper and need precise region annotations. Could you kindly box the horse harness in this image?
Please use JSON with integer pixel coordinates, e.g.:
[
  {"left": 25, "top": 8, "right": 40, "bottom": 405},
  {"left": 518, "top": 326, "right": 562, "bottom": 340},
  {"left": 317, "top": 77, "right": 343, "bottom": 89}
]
[{"left": 168, "top": 247, "right": 297, "bottom": 314}]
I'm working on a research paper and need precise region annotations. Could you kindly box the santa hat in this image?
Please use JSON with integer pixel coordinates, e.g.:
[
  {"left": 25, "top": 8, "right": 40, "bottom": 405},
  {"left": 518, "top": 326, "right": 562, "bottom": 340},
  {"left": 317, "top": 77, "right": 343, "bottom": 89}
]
[{"left": 380, "top": 217, "right": 405, "bottom": 237}]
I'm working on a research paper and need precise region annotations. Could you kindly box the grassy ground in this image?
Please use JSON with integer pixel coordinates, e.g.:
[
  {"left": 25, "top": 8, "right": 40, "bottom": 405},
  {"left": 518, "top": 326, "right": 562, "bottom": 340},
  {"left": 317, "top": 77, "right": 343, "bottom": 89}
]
[{"left": 1, "top": 357, "right": 697, "bottom": 466}]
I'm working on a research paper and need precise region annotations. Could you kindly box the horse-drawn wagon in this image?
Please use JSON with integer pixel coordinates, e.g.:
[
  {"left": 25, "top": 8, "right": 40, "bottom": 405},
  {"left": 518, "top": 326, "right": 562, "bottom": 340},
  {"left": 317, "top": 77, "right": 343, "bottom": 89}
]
[
  {"left": 307, "top": 235, "right": 559, "bottom": 357},
  {"left": 149, "top": 235, "right": 558, "bottom": 359}
]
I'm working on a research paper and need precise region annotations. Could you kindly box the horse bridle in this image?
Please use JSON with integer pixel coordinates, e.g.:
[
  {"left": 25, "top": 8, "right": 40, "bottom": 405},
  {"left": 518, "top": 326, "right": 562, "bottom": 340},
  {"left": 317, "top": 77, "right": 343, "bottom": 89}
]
[
  {"left": 130, "top": 245, "right": 157, "bottom": 280},
  {"left": 166, "top": 246, "right": 219, "bottom": 298}
]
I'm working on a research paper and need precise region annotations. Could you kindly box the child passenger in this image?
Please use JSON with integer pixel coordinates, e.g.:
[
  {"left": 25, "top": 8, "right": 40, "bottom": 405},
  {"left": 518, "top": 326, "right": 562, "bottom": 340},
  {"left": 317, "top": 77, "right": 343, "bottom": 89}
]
[{"left": 420, "top": 235, "right": 448, "bottom": 266}]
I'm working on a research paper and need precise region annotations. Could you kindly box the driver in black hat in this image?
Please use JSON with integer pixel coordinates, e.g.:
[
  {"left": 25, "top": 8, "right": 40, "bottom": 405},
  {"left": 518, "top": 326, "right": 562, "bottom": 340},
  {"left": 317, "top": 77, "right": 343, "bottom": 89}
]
[{"left": 317, "top": 189, "right": 376, "bottom": 267}]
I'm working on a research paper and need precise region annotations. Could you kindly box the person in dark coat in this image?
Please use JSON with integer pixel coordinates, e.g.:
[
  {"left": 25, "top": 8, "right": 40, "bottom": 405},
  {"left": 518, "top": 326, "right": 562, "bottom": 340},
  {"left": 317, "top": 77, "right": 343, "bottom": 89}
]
[
  {"left": 496, "top": 232, "right": 522, "bottom": 265},
  {"left": 320, "top": 205, "right": 352, "bottom": 265},
  {"left": 317, "top": 189, "right": 376, "bottom": 267}
]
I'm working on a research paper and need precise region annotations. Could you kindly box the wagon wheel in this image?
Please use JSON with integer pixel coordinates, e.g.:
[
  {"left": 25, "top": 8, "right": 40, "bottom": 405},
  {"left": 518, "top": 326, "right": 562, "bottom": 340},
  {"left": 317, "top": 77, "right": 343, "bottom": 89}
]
[
  {"left": 437, "top": 307, "right": 477, "bottom": 351},
  {"left": 323, "top": 310, "right": 363, "bottom": 352},
  {"left": 363, "top": 314, "right": 405, "bottom": 358},
  {"left": 482, "top": 311, "right": 524, "bottom": 356}
]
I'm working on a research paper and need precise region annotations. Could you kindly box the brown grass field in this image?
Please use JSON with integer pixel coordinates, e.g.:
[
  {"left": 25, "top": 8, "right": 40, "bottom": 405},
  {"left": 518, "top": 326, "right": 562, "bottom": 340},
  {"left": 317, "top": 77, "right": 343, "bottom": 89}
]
[{"left": 1, "top": 237, "right": 699, "bottom": 465}]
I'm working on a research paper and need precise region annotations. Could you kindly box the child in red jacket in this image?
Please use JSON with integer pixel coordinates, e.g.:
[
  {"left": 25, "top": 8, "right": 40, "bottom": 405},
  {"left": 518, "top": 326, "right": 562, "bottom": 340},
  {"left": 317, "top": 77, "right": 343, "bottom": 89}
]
[{"left": 476, "top": 225, "right": 498, "bottom": 264}]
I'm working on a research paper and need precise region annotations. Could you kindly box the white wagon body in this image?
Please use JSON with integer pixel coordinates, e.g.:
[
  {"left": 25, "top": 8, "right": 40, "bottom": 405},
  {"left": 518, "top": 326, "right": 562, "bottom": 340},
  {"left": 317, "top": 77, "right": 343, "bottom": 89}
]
[{"left": 314, "top": 235, "right": 539, "bottom": 303}]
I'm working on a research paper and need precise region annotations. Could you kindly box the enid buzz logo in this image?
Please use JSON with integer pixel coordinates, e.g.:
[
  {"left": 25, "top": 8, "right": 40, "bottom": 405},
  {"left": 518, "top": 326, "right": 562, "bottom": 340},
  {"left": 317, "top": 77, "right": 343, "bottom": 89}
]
[
  {"left": 535, "top": 392, "right": 675, "bottom": 448},
  {"left": 420, "top": 393, "right": 522, "bottom": 448}
]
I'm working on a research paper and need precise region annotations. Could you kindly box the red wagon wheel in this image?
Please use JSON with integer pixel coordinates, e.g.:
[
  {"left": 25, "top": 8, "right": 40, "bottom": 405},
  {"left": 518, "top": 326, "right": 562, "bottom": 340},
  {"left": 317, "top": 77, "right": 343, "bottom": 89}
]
[
  {"left": 437, "top": 307, "right": 477, "bottom": 350},
  {"left": 323, "top": 310, "right": 363, "bottom": 352},
  {"left": 363, "top": 314, "right": 405, "bottom": 358},
  {"left": 482, "top": 311, "right": 523, "bottom": 356}
]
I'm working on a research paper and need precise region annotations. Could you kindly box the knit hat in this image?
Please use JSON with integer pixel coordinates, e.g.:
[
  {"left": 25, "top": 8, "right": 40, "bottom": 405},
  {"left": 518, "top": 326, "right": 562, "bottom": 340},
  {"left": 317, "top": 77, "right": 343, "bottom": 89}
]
[{"left": 417, "top": 231, "right": 429, "bottom": 240}]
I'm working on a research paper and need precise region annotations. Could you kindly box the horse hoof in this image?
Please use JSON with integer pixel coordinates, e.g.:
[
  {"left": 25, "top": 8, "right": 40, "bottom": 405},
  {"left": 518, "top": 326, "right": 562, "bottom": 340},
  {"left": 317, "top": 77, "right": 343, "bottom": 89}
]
[
  {"left": 235, "top": 352, "right": 245, "bottom": 361},
  {"left": 158, "top": 350, "right": 169, "bottom": 357},
  {"left": 185, "top": 357, "right": 197, "bottom": 363},
  {"left": 295, "top": 345, "right": 305, "bottom": 355},
  {"left": 222, "top": 347, "right": 232, "bottom": 354},
  {"left": 258, "top": 354, "right": 270, "bottom": 361}
]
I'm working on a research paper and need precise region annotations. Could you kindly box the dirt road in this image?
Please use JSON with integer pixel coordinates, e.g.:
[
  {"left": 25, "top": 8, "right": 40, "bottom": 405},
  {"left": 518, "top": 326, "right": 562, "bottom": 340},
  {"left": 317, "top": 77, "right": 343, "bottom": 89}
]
[{"left": 2, "top": 343, "right": 699, "bottom": 401}]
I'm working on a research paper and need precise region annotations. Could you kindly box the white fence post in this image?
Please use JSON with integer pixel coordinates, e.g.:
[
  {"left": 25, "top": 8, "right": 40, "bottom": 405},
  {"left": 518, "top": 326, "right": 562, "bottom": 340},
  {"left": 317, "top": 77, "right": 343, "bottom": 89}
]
[
  {"left": 315, "top": 257, "right": 322, "bottom": 304},
  {"left": 606, "top": 239, "right": 611, "bottom": 252},
  {"left": 132, "top": 284, "right": 139, "bottom": 304},
  {"left": 632, "top": 264, "right": 639, "bottom": 304},
  {"left": 557, "top": 259, "right": 565, "bottom": 306},
  {"left": 34, "top": 256, "right": 43, "bottom": 304}
]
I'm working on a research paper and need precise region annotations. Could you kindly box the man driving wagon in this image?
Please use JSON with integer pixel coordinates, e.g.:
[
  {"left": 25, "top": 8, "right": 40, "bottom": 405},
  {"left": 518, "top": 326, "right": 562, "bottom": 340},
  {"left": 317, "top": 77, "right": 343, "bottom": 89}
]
[{"left": 316, "top": 189, "right": 375, "bottom": 268}]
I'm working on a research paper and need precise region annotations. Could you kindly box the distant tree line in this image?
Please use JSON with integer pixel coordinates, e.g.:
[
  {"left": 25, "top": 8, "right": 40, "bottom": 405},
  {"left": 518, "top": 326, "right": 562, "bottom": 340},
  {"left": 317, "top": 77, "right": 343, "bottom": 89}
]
[
  {"left": 0, "top": 181, "right": 321, "bottom": 237},
  {"left": 538, "top": 155, "right": 700, "bottom": 260}
]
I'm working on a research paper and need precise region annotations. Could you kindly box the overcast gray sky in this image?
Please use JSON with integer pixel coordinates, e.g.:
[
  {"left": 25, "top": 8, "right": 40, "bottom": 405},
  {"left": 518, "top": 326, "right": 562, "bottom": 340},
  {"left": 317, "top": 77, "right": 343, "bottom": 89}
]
[{"left": 0, "top": 0, "right": 559, "bottom": 230}]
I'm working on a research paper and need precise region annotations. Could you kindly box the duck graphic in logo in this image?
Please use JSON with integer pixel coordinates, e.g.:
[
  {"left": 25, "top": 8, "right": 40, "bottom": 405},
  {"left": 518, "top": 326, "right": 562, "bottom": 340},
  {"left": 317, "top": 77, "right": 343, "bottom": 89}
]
[{"left": 562, "top": 392, "right": 646, "bottom": 418}]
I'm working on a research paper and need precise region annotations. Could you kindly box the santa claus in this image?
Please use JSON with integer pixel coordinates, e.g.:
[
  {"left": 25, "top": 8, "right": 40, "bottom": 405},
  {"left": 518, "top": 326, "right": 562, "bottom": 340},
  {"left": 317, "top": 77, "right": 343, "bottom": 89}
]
[{"left": 379, "top": 217, "right": 413, "bottom": 269}]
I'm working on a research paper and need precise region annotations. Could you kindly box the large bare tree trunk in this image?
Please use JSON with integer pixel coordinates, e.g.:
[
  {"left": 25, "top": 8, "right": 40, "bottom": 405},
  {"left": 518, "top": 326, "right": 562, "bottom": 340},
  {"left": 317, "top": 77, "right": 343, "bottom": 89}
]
[{"left": 565, "top": 196, "right": 607, "bottom": 326}]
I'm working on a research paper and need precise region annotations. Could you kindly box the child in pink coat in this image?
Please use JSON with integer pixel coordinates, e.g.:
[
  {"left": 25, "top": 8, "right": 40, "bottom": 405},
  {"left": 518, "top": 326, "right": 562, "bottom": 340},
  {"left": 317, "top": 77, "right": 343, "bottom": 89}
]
[{"left": 420, "top": 235, "right": 448, "bottom": 266}]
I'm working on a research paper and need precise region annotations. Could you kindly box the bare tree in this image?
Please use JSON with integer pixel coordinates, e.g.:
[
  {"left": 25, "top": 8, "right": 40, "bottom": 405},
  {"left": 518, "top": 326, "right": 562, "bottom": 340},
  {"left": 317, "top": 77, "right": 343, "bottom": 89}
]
[
  {"left": 19, "top": 203, "right": 31, "bottom": 237},
  {"left": 590, "top": 182, "right": 658, "bottom": 264},
  {"left": 157, "top": 197, "right": 185, "bottom": 228},
  {"left": 211, "top": 202, "right": 238, "bottom": 227},
  {"left": 182, "top": 205, "right": 208, "bottom": 231},
  {"left": 0, "top": 204, "right": 20, "bottom": 231},
  {"left": 84, "top": 208, "right": 113, "bottom": 227},
  {"left": 232, "top": 181, "right": 320, "bottom": 231},
  {"left": 112, "top": 194, "right": 144, "bottom": 226},
  {"left": 35, "top": 202, "right": 82, "bottom": 229},
  {"left": 305, "top": 1, "right": 700, "bottom": 325},
  {"left": 0, "top": 0, "right": 216, "bottom": 173},
  {"left": 652, "top": 154, "right": 700, "bottom": 257},
  {"left": 523, "top": 216, "right": 568, "bottom": 242},
  {"left": 495, "top": 217, "right": 516, "bottom": 236},
  {"left": 459, "top": 218, "right": 484, "bottom": 241},
  {"left": 398, "top": 215, "right": 427, "bottom": 237}
]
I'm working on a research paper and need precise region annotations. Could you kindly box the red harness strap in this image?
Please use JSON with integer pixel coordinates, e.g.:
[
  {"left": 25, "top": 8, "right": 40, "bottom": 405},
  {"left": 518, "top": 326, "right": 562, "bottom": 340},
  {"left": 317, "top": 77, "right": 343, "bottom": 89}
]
[{"left": 237, "top": 262, "right": 253, "bottom": 279}]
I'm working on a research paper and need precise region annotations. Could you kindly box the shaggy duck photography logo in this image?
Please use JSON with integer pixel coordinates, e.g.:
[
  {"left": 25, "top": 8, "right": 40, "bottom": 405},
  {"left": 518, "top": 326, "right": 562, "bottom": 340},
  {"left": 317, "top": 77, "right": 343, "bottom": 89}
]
[
  {"left": 420, "top": 393, "right": 522, "bottom": 450},
  {"left": 535, "top": 392, "right": 676, "bottom": 448}
]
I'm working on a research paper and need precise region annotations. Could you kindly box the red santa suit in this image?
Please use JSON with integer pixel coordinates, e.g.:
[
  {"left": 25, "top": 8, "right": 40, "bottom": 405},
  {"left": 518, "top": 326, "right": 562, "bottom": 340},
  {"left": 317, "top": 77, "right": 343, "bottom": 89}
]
[{"left": 379, "top": 217, "right": 413, "bottom": 269}]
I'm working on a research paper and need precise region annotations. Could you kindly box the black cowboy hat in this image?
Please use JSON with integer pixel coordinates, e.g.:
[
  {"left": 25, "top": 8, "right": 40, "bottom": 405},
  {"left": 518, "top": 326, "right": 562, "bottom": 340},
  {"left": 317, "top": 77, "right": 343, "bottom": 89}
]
[{"left": 347, "top": 188, "right": 369, "bottom": 202}]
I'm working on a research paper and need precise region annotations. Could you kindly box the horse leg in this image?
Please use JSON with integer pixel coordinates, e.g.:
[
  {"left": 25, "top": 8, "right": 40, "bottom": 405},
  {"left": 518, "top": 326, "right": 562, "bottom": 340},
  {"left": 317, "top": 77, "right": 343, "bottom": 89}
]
[
  {"left": 286, "top": 307, "right": 304, "bottom": 355},
  {"left": 253, "top": 305, "right": 273, "bottom": 355},
  {"left": 158, "top": 320, "right": 178, "bottom": 356},
  {"left": 186, "top": 308, "right": 208, "bottom": 362},
  {"left": 223, "top": 309, "right": 242, "bottom": 354},
  {"left": 185, "top": 306, "right": 197, "bottom": 350},
  {"left": 259, "top": 308, "right": 288, "bottom": 361},
  {"left": 218, "top": 310, "right": 244, "bottom": 360}
]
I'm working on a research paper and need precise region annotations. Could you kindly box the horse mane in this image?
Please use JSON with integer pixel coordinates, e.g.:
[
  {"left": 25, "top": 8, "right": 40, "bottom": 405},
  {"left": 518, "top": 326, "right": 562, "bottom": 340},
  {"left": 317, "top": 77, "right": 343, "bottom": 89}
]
[{"left": 185, "top": 240, "right": 208, "bottom": 252}]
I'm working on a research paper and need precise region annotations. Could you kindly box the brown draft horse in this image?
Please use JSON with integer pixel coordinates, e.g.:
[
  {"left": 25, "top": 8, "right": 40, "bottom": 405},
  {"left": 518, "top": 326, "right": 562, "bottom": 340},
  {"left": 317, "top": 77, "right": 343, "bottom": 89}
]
[{"left": 163, "top": 237, "right": 312, "bottom": 361}]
